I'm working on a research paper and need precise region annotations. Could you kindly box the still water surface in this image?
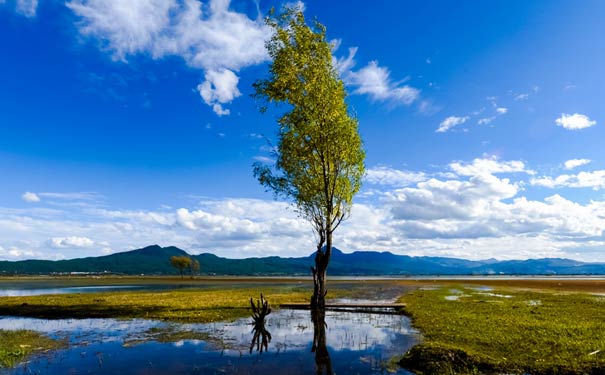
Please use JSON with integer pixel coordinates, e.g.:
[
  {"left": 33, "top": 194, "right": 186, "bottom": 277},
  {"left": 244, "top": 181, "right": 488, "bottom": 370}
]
[
  {"left": 0, "top": 307, "right": 419, "bottom": 374},
  {"left": 0, "top": 285, "right": 150, "bottom": 297}
]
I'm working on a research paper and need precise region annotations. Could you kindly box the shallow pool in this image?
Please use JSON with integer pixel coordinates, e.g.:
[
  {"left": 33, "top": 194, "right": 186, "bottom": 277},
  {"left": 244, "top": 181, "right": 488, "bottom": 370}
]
[{"left": 0, "top": 307, "right": 420, "bottom": 374}]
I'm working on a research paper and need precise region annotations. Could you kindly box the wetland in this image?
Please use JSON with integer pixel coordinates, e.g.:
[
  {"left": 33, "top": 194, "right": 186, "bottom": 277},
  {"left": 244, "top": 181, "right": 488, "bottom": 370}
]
[{"left": 1, "top": 277, "right": 605, "bottom": 374}]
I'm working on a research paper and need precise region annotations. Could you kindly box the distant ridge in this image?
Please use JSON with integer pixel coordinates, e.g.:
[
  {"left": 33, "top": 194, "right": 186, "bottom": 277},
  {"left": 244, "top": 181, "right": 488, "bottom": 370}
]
[{"left": 1, "top": 245, "right": 604, "bottom": 276}]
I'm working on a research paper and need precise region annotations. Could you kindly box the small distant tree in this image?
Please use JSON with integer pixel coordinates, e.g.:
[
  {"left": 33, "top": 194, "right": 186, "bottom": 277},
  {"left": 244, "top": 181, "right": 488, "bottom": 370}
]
[
  {"left": 169, "top": 256, "right": 191, "bottom": 279},
  {"left": 189, "top": 258, "right": 200, "bottom": 279},
  {"left": 253, "top": 7, "right": 365, "bottom": 309}
]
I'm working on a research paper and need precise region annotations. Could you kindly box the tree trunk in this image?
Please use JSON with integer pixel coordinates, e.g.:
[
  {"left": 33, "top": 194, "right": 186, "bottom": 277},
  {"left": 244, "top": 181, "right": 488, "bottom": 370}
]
[{"left": 311, "top": 231, "right": 331, "bottom": 309}]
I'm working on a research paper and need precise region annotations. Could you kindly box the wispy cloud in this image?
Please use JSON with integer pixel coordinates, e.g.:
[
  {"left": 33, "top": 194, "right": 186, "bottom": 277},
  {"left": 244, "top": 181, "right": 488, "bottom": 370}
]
[
  {"left": 477, "top": 117, "right": 495, "bottom": 125},
  {"left": 436, "top": 116, "right": 469, "bottom": 133},
  {"left": 21, "top": 191, "right": 103, "bottom": 203},
  {"left": 16, "top": 0, "right": 37, "bottom": 17},
  {"left": 253, "top": 155, "right": 273, "bottom": 163},
  {"left": 334, "top": 43, "right": 420, "bottom": 106},
  {"left": 346, "top": 61, "right": 419, "bottom": 105},
  {"left": 513, "top": 86, "right": 539, "bottom": 101},
  {"left": 49, "top": 236, "right": 95, "bottom": 249}
]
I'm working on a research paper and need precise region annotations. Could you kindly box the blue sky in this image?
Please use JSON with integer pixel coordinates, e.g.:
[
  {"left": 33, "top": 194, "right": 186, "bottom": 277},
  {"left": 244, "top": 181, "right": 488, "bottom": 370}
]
[{"left": 2, "top": 0, "right": 605, "bottom": 261}]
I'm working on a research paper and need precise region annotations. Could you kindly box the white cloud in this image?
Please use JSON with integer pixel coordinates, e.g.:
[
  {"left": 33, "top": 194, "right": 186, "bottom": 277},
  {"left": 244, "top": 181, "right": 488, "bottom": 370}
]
[
  {"left": 0, "top": 245, "right": 43, "bottom": 259},
  {"left": 197, "top": 68, "right": 241, "bottom": 116},
  {"left": 365, "top": 166, "right": 426, "bottom": 187},
  {"left": 16, "top": 0, "right": 38, "bottom": 17},
  {"left": 49, "top": 236, "right": 95, "bottom": 249},
  {"left": 6, "top": 157, "right": 605, "bottom": 261},
  {"left": 385, "top": 171, "right": 605, "bottom": 245},
  {"left": 555, "top": 113, "right": 596, "bottom": 130},
  {"left": 22, "top": 192, "right": 40, "bottom": 203},
  {"left": 531, "top": 170, "right": 605, "bottom": 190},
  {"left": 66, "top": 0, "right": 175, "bottom": 58},
  {"left": 450, "top": 157, "right": 530, "bottom": 177},
  {"left": 387, "top": 174, "right": 518, "bottom": 222},
  {"left": 564, "top": 158, "right": 591, "bottom": 170},
  {"left": 436, "top": 116, "right": 468, "bottom": 133},
  {"left": 496, "top": 107, "right": 507, "bottom": 114},
  {"left": 514, "top": 93, "right": 529, "bottom": 101},
  {"left": 66, "top": 0, "right": 269, "bottom": 115}
]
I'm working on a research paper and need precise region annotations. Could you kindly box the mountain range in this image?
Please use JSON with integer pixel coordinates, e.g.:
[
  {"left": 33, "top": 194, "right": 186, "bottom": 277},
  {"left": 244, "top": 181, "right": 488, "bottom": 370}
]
[{"left": 1, "top": 245, "right": 604, "bottom": 276}]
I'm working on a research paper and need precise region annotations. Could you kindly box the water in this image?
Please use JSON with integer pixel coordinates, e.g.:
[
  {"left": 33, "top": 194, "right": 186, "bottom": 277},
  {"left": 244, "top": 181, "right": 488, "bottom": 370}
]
[
  {"left": 0, "top": 285, "right": 148, "bottom": 297},
  {"left": 0, "top": 308, "right": 420, "bottom": 374}
]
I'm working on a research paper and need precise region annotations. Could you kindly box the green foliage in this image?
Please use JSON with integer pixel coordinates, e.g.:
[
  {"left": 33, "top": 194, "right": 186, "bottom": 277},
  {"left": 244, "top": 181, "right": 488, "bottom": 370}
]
[
  {"left": 253, "top": 7, "right": 365, "bottom": 244},
  {"left": 399, "top": 287, "right": 605, "bottom": 374},
  {"left": 0, "top": 330, "right": 61, "bottom": 368},
  {"left": 170, "top": 255, "right": 199, "bottom": 278},
  {"left": 169, "top": 256, "right": 192, "bottom": 278}
]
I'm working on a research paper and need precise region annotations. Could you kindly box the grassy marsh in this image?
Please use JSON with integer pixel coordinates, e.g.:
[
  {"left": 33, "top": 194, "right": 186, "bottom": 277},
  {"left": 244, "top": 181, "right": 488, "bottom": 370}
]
[
  {"left": 0, "top": 286, "right": 317, "bottom": 323},
  {"left": 399, "top": 286, "right": 605, "bottom": 374},
  {"left": 0, "top": 330, "right": 62, "bottom": 368},
  {"left": 3, "top": 277, "right": 605, "bottom": 373}
]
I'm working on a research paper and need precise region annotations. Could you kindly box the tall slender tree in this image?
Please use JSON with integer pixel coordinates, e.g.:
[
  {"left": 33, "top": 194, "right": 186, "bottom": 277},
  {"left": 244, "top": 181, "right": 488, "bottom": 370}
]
[{"left": 253, "top": 8, "right": 365, "bottom": 309}]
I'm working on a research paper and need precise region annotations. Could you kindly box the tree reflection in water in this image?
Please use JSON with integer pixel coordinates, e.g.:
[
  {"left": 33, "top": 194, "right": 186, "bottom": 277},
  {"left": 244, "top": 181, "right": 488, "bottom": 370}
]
[
  {"left": 250, "top": 319, "right": 272, "bottom": 353},
  {"left": 249, "top": 294, "right": 333, "bottom": 374},
  {"left": 250, "top": 294, "right": 272, "bottom": 353},
  {"left": 311, "top": 308, "right": 333, "bottom": 375}
]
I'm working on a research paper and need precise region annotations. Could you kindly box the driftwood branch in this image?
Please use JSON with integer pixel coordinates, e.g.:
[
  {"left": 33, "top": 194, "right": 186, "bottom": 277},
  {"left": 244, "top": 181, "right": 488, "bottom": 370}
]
[{"left": 250, "top": 293, "right": 272, "bottom": 323}]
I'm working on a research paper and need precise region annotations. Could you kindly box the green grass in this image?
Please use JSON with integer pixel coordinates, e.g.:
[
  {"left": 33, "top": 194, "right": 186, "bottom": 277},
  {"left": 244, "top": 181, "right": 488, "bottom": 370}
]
[
  {"left": 0, "top": 286, "right": 322, "bottom": 323},
  {"left": 0, "top": 330, "right": 62, "bottom": 368},
  {"left": 398, "top": 286, "right": 605, "bottom": 374}
]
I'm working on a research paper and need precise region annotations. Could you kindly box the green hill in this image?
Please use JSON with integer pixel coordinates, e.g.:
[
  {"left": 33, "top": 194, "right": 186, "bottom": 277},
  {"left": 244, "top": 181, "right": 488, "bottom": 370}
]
[{"left": 1, "top": 245, "right": 605, "bottom": 276}]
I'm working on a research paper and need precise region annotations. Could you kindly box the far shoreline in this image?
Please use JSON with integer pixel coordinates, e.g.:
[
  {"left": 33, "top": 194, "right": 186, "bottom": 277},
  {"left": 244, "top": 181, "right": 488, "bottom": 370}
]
[{"left": 3, "top": 275, "right": 605, "bottom": 294}]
